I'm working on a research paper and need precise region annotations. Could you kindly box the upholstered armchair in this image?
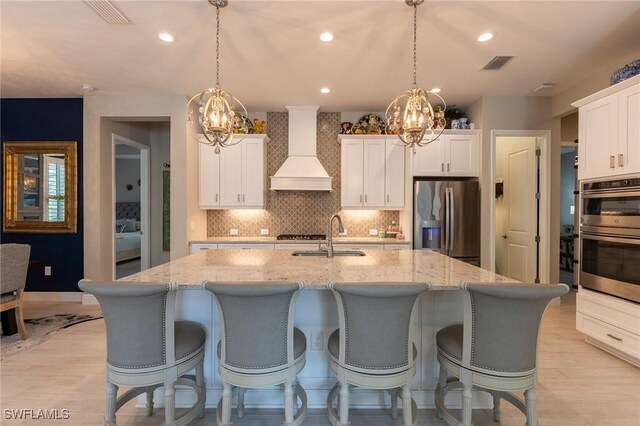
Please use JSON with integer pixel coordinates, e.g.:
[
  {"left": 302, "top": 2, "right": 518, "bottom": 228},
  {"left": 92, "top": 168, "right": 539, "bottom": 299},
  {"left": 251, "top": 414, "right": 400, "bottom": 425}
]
[{"left": 0, "top": 243, "right": 31, "bottom": 339}]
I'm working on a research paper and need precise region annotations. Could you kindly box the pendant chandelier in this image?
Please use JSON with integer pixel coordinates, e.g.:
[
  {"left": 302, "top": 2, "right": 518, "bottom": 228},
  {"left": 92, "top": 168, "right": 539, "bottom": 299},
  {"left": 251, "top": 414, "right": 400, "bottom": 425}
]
[
  {"left": 386, "top": 0, "right": 446, "bottom": 148},
  {"left": 188, "top": 0, "right": 247, "bottom": 153}
]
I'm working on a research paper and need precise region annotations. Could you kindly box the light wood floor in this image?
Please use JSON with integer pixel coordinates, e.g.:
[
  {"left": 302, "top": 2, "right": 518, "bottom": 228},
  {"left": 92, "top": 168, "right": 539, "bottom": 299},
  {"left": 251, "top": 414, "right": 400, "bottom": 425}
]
[{"left": 1, "top": 292, "right": 639, "bottom": 425}]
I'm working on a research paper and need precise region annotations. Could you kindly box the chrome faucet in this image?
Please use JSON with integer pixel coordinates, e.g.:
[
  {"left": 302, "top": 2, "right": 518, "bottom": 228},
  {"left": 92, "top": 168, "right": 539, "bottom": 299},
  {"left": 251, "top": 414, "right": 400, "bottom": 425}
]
[{"left": 327, "top": 214, "right": 344, "bottom": 258}]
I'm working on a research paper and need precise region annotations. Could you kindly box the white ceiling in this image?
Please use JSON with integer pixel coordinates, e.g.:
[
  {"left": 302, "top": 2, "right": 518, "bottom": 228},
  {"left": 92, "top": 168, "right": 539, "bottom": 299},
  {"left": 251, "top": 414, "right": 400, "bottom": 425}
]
[{"left": 2, "top": 1, "right": 639, "bottom": 111}]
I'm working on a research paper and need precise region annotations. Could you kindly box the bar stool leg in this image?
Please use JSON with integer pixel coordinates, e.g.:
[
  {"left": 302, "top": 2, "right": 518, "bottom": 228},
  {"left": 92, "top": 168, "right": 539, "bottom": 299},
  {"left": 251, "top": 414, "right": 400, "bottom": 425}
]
[
  {"left": 402, "top": 384, "right": 412, "bottom": 426},
  {"left": 389, "top": 388, "right": 398, "bottom": 420},
  {"left": 164, "top": 382, "right": 176, "bottom": 426},
  {"left": 237, "top": 387, "right": 246, "bottom": 418},
  {"left": 196, "top": 363, "right": 206, "bottom": 418},
  {"left": 339, "top": 382, "right": 349, "bottom": 426},
  {"left": 145, "top": 386, "right": 155, "bottom": 416},
  {"left": 221, "top": 382, "right": 232, "bottom": 425},
  {"left": 525, "top": 387, "right": 538, "bottom": 426},
  {"left": 437, "top": 366, "right": 447, "bottom": 419},
  {"left": 461, "top": 381, "right": 472, "bottom": 426},
  {"left": 491, "top": 391, "right": 502, "bottom": 421},
  {"left": 284, "top": 380, "right": 294, "bottom": 424},
  {"left": 104, "top": 381, "right": 118, "bottom": 426}
]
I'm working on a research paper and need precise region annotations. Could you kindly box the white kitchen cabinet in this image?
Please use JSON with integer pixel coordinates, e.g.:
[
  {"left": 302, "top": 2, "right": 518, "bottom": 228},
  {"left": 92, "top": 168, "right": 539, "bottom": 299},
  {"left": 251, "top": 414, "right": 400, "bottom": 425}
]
[
  {"left": 576, "top": 288, "right": 640, "bottom": 366},
  {"left": 199, "top": 134, "right": 268, "bottom": 209},
  {"left": 340, "top": 136, "right": 405, "bottom": 209},
  {"left": 575, "top": 76, "right": 640, "bottom": 180},
  {"left": 411, "top": 131, "right": 479, "bottom": 177},
  {"left": 384, "top": 243, "right": 411, "bottom": 250}
]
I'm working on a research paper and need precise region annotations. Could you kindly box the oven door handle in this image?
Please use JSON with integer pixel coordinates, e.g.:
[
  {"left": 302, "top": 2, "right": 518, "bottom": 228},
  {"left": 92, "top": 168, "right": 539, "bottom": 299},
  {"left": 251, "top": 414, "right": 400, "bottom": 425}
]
[
  {"left": 582, "top": 190, "right": 640, "bottom": 199},
  {"left": 581, "top": 232, "right": 638, "bottom": 245}
]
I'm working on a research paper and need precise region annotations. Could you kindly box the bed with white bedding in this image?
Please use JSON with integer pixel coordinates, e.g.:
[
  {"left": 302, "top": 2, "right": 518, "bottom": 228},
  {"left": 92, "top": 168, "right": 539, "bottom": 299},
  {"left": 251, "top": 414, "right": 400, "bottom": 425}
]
[{"left": 115, "top": 218, "right": 141, "bottom": 262}]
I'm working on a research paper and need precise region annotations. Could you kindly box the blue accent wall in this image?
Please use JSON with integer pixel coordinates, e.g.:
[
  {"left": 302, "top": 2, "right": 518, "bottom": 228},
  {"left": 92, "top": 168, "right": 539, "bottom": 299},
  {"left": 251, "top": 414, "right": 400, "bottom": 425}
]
[{"left": 1, "top": 98, "right": 84, "bottom": 292}]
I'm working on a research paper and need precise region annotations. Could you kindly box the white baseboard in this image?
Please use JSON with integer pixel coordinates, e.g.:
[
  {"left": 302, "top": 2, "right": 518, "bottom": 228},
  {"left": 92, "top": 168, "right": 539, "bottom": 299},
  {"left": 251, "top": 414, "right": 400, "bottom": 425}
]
[
  {"left": 81, "top": 294, "right": 99, "bottom": 305},
  {"left": 24, "top": 292, "right": 82, "bottom": 303}
]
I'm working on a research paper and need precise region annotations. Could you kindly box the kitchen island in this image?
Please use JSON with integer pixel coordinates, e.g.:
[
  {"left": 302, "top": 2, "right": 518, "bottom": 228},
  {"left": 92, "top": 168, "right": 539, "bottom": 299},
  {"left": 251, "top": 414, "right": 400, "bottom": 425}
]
[{"left": 121, "top": 249, "right": 513, "bottom": 409}]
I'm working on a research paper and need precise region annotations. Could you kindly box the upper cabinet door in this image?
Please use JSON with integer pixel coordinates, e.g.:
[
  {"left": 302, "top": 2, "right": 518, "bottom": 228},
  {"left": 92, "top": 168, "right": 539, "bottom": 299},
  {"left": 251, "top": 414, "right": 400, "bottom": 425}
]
[
  {"left": 362, "top": 139, "right": 386, "bottom": 207},
  {"left": 385, "top": 138, "right": 405, "bottom": 208},
  {"left": 447, "top": 134, "right": 478, "bottom": 177},
  {"left": 219, "top": 142, "right": 243, "bottom": 207},
  {"left": 579, "top": 93, "right": 618, "bottom": 180},
  {"left": 241, "top": 137, "right": 265, "bottom": 207},
  {"left": 199, "top": 143, "right": 220, "bottom": 208},
  {"left": 618, "top": 84, "right": 640, "bottom": 176},
  {"left": 412, "top": 136, "right": 444, "bottom": 176},
  {"left": 341, "top": 139, "right": 365, "bottom": 207}
]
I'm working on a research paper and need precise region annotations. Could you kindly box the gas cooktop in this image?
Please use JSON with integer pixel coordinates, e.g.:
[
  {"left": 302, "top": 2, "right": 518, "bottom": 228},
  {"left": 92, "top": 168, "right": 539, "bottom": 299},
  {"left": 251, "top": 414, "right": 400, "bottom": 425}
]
[{"left": 276, "top": 234, "right": 326, "bottom": 241}]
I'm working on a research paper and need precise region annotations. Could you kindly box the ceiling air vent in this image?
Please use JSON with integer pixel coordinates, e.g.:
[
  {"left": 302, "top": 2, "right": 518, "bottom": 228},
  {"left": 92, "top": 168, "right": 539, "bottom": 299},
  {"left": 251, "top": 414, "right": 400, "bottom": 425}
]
[
  {"left": 481, "top": 55, "right": 516, "bottom": 71},
  {"left": 84, "top": 1, "right": 131, "bottom": 24}
]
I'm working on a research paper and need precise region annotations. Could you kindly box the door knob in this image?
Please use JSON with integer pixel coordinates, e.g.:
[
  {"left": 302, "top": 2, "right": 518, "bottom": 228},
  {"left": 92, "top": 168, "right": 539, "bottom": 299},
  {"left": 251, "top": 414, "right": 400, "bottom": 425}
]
[{"left": 502, "top": 235, "right": 507, "bottom": 239}]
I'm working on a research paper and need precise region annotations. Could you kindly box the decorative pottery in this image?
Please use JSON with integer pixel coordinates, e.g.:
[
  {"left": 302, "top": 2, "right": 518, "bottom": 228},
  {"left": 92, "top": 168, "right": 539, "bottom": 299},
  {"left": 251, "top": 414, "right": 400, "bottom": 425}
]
[
  {"left": 433, "top": 106, "right": 446, "bottom": 129},
  {"left": 232, "top": 113, "right": 253, "bottom": 134},
  {"left": 460, "top": 117, "right": 470, "bottom": 130},
  {"left": 451, "top": 119, "right": 462, "bottom": 130},
  {"left": 610, "top": 59, "right": 640, "bottom": 85},
  {"left": 253, "top": 118, "right": 266, "bottom": 134},
  {"left": 352, "top": 114, "right": 385, "bottom": 135},
  {"left": 340, "top": 122, "right": 353, "bottom": 134}
]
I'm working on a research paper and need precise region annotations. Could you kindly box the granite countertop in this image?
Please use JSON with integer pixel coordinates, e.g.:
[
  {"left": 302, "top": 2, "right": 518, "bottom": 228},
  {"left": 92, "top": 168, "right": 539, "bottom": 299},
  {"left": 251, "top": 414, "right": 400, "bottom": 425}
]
[
  {"left": 190, "top": 237, "right": 411, "bottom": 245},
  {"left": 120, "top": 249, "right": 513, "bottom": 290}
]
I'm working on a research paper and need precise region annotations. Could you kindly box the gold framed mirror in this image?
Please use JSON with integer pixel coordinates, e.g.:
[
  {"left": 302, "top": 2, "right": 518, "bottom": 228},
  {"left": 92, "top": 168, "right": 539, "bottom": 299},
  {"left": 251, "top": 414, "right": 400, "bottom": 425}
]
[{"left": 3, "top": 141, "right": 78, "bottom": 234}]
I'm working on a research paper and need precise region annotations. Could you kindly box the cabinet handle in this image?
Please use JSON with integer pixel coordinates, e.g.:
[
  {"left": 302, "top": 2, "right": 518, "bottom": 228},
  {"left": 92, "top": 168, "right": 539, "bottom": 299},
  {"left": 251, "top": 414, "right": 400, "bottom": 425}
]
[
  {"left": 618, "top": 154, "right": 624, "bottom": 167},
  {"left": 606, "top": 333, "right": 623, "bottom": 342},
  {"left": 609, "top": 155, "right": 615, "bottom": 168},
  {"left": 242, "top": 194, "right": 245, "bottom": 202},
  {"left": 441, "top": 163, "right": 444, "bottom": 172},
  {"left": 215, "top": 194, "right": 218, "bottom": 202},
  {"left": 387, "top": 194, "right": 390, "bottom": 203},
  {"left": 364, "top": 194, "right": 368, "bottom": 203},
  {"left": 237, "top": 194, "right": 240, "bottom": 202},
  {"left": 447, "top": 163, "right": 450, "bottom": 172}
]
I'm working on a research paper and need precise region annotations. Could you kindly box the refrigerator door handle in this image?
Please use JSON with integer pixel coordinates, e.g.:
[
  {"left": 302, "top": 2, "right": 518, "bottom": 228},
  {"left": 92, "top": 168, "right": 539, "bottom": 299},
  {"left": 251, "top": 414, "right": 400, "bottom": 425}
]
[
  {"left": 443, "top": 187, "right": 449, "bottom": 252},
  {"left": 449, "top": 187, "right": 455, "bottom": 251}
]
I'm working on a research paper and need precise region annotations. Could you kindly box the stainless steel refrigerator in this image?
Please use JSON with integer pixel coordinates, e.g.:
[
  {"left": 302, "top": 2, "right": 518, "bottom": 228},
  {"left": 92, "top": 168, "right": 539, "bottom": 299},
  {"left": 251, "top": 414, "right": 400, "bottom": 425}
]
[{"left": 413, "top": 179, "right": 480, "bottom": 265}]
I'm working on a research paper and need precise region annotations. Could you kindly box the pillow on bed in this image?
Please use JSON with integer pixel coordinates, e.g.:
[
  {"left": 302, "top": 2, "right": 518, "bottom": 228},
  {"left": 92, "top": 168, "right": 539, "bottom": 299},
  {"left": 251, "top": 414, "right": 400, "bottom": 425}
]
[
  {"left": 122, "top": 219, "right": 138, "bottom": 232},
  {"left": 115, "top": 223, "right": 126, "bottom": 233}
]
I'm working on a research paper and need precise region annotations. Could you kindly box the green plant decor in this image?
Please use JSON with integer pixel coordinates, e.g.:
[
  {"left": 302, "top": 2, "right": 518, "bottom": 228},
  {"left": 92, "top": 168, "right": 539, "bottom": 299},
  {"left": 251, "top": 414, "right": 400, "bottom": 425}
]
[{"left": 444, "top": 106, "right": 465, "bottom": 129}]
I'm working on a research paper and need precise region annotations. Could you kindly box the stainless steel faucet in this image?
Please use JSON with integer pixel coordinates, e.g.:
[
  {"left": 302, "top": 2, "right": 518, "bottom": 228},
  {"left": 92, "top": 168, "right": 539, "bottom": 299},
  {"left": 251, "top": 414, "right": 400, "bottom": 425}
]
[{"left": 327, "top": 214, "right": 344, "bottom": 258}]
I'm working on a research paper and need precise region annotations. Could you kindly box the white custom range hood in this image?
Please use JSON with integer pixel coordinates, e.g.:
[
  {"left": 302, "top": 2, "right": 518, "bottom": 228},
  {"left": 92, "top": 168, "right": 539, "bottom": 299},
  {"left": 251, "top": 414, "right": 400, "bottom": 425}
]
[{"left": 270, "top": 106, "right": 333, "bottom": 191}]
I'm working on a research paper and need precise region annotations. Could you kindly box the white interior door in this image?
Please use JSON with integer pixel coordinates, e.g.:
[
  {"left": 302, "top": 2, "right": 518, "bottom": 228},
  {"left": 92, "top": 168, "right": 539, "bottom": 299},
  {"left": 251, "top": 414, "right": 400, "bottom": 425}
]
[{"left": 502, "top": 137, "right": 537, "bottom": 282}]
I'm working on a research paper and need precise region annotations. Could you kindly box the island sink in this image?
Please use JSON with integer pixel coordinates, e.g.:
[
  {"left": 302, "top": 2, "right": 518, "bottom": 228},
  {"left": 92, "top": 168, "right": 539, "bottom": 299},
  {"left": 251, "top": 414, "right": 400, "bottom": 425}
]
[{"left": 292, "top": 250, "right": 365, "bottom": 257}]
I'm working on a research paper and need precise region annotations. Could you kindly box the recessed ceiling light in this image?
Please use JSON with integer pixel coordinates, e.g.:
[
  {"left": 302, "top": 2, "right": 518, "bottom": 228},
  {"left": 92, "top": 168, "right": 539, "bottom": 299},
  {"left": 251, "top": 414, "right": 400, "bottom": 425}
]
[
  {"left": 431, "top": 88, "right": 442, "bottom": 94},
  {"left": 320, "top": 87, "right": 331, "bottom": 94},
  {"left": 477, "top": 32, "right": 494, "bottom": 42},
  {"left": 159, "top": 33, "right": 174, "bottom": 43},
  {"left": 320, "top": 32, "right": 334, "bottom": 42}
]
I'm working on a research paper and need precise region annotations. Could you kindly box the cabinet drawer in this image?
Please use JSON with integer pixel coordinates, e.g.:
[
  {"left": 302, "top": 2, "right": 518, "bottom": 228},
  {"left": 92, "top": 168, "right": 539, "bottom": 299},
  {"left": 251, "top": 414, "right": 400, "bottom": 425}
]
[
  {"left": 577, "top": 289, "right": 640, "bottom": 334},
  {"left": 577, "top": 312, "right": 640, "bottom": 360},
  {"left": 190, "top": 243, "right": 217, "bottom": 253},
  {"left": 217, "top": 243, "right": 275, "bottom": 250},
  {"left": 335, "top": 244, "right": 384, "bottom": 251},
  {"left": 275, "top": 243, "right": 319, "bottom": 250},
  {"left": 384, "top": 244, "right": 412, "bottom": 250}
]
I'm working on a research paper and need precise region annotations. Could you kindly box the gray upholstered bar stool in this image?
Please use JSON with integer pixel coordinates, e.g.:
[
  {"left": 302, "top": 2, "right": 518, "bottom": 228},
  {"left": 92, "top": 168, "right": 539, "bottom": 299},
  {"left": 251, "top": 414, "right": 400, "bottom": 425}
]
[
  {"left": 79, "top": 281, "right": 206, "bottom": 426},
  {"left": 0, "top": 244, "right": 31, "bottom": 340},
  {"left": 204, "top": 281, "right": 307, "bottom": 426},
  {"left": 326, "top": 282, "right": 431, "bottom": 426},
  {"left": 435, "top": 282, "right": 569, "bottom": 426}
]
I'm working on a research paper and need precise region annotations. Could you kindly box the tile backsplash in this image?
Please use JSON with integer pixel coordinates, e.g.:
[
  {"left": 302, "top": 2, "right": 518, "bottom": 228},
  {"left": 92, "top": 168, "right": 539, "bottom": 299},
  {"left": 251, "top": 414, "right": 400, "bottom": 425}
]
[{"left": 206, "top": 112, "right": 400, "bottom": 237}]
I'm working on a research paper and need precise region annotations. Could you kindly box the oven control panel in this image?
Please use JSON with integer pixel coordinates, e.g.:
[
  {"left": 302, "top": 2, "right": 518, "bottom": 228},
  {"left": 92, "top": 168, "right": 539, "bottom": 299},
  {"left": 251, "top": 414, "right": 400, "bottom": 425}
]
[{"left": 583, "top": 178, "right": 640, "bottom": 192}]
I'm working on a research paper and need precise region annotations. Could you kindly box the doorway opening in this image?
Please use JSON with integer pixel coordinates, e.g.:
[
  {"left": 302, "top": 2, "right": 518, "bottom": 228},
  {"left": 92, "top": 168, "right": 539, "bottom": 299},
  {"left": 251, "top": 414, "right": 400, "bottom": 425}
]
[
  {"left": 113, "top": 135, "right": 150, "bottom": 279},
  {"left": 491, "top": 130, "right": 551, "bottom": 284},
  {"left": 560, "top": 145, "right": 578, "bottom": 287}
]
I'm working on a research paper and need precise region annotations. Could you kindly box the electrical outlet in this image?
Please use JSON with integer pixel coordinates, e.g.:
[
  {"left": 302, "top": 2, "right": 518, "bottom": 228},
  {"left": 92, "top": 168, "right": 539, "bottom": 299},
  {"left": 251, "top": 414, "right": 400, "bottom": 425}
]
[
  {"left": 44, "top": 266, "right": 52, "bottom": 276},
  {"left": 369, "top": 229, "right": 378, "bottom": 236},
  {"left": 339, "top": 229, "right": 347, "bottom": 236},
  {"left": 260, "top": 228, "right": 269, "bottom": 236},
  {"left": 311, "top": 331, "right": 323, "bottom": 351},
  {"left": 230, "top": 228, "right": 239, "bottom": 236}
]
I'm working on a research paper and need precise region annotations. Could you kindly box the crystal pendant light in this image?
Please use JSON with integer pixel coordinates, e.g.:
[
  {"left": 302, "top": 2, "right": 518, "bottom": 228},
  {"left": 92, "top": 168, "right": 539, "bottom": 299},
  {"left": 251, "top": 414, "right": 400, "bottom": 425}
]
[
  {"left": 386, "top": 0, "right": 446, "bottom": 148},
  {"left": 188, "top": 0, "right": 247, "bottom": 153}
]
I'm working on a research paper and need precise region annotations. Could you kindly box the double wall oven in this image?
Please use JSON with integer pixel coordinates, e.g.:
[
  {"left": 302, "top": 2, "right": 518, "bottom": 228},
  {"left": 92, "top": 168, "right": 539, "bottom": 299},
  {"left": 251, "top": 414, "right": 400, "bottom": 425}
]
[{"left": 580, "top": 176, "right": 640, "bottom": 303}]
